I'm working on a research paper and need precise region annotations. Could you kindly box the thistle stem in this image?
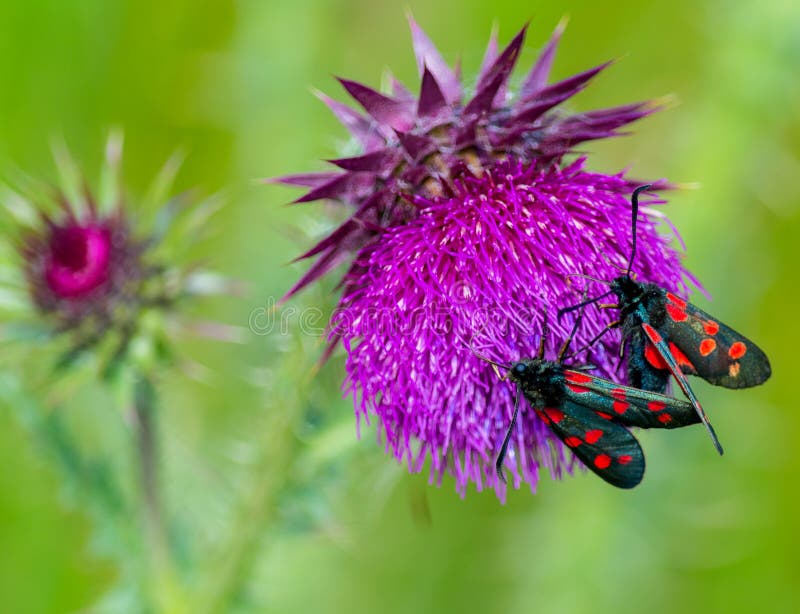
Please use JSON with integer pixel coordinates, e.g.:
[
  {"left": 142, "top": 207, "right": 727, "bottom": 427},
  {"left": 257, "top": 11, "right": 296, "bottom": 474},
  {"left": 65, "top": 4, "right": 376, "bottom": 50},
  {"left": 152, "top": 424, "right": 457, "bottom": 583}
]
[
  {"left": 133, "top": 373, "right": 187, "bottom": 613},
  {"left": 134, "top": 375, "right": 161, "bottom": 540}
]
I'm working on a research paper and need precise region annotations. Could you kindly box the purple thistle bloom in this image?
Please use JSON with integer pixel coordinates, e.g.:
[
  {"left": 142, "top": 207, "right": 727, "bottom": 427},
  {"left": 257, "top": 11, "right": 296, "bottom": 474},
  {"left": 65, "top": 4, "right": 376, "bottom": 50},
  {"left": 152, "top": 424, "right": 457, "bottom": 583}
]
[{"left": 277, "top": 19, "right": 698, "bottom": 498}]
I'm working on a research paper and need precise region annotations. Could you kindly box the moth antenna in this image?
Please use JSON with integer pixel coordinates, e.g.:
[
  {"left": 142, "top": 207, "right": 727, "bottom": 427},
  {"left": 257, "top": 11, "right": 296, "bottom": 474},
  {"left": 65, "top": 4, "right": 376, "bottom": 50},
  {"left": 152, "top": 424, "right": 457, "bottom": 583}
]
[
  {"left": 566, "top": 273, "right": 611, "bottom": 287},
  {"left": 495, "top": 387, "right": 521, "bottom": 483},
  {"left": 557, "top": 290, "right": 614, "bottom": 321},
  {"left": 466, "top": 334, "right": 511, "bottom": 373},
  {"left": 626, "top": 184, "right": 653, "bottom": 276},
  {"left": 598, "top": 251, "right": 628, "bottom": 274}
]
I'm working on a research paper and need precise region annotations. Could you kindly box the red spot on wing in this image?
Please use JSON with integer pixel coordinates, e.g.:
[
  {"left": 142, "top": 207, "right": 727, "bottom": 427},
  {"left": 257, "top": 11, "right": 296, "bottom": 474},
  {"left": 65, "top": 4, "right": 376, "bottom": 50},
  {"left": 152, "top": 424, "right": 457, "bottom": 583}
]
[
  {"left": 564, "top": 436, "right": 582, "bottom": 448},
  {"left": 645, "top": 343, "right": 668, "bottom": 369},
  {"left": 666, "top": 302, "right": 688, "bottom": 322},
  {"left": 648, "top": 400, "right": 667, "bottom": 412},
  {"left": 565, "top": 371, "right": 592, "bottom": 384},
  {"left": 544, "top": 408, "right": 564, "bottom": 424},
  {"left": 668, "top": 342, "right": 695, "bottom": 369},
  {"left": 729, "top": 341, "right": 747, "bottom": 360},
  {"left": 585, "top": 429, "right": 603, "bottom": 444},
  {"left": 666, "top": 293, "right": 687, "bottom": 309},
  {"left": 567, "top": 384, "right": 589, "bottom": 394},
  {"left": 642, "top": 323, "right": 662, "bottom": 343},
  {"left": 594, "top": 454, "right": 612, "bottom": 469},
  {"left": 646, "top": 338, "right": 695, "bottom": 371},
  {"left": 611, "top": 388, "right": 626, "bottom": 400},
  {"left": 699, "top": 338, "right": 717, "bottom": 356},
  {"left": 704, "top": 321, "right": 720, "bottom": 335},
  {"left": 618, "top": 455, "right": 633, "bottom": 465},
  {"left": 597, "top": 412, "right": 613, "bottom": 420},
  {"left": 613, "top": 400, "right": 629, "bottom": 414},
  {"left": 657, "top": 413, "right": 673, "bottom": 424}
]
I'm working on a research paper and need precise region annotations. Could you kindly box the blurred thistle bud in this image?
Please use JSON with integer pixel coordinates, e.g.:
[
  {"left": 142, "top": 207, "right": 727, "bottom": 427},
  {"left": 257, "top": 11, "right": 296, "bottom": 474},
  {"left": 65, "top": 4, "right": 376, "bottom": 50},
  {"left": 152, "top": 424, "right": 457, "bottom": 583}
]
[
  {"left": 0, "top": 132, "right": 240, "bottom": 381},
  {"left": 276, "top": 18, "right": 700, "bottom": 499}
]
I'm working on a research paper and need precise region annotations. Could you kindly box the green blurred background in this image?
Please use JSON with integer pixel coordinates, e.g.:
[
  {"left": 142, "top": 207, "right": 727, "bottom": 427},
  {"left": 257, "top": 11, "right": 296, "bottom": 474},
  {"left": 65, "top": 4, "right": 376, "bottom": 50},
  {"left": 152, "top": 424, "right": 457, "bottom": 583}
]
[{"left": 0, "top": 1, "right": 798, "bottom": 612}]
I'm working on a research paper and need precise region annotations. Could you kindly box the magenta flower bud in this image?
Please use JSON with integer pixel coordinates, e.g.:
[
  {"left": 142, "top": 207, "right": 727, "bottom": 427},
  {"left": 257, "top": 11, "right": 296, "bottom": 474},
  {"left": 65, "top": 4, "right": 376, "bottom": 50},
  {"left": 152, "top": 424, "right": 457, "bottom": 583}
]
[
  {"left": 43, "top": 223, "right": 112, "bottom": 298},
  {"left": 277, "top": 19, "right": 698, "bottom": 498},
  {"left": 4, "top": 134, "right": 236, "bottom": 376},
  {"left": 22, "top": 199, "right": 144, "bottom": 343}
]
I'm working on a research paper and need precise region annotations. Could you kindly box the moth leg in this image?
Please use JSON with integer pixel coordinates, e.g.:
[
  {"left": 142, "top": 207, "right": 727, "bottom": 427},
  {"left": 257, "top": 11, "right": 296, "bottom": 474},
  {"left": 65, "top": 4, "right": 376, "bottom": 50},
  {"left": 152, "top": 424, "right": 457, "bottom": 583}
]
[{"left": 565, "top": 320, "right": 622, "bottom": 361}]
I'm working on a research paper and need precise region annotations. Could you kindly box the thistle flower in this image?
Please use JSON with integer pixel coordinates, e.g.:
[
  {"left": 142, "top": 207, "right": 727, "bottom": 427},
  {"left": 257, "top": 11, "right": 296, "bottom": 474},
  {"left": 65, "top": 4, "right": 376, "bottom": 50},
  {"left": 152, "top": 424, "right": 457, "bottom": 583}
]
[
  {"left": 277, "top": 19, "right": 697, "bottom": 498},
  {"left": 0, "top": 133, "right": 236, "bottom": 384}
]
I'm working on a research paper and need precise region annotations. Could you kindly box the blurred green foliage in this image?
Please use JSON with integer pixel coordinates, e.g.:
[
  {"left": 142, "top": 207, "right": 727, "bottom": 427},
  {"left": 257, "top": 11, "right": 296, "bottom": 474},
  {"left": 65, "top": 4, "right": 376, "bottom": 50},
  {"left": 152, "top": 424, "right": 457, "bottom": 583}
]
[{"left": 0, "top": 0, "right": 798, "bottom": 612}]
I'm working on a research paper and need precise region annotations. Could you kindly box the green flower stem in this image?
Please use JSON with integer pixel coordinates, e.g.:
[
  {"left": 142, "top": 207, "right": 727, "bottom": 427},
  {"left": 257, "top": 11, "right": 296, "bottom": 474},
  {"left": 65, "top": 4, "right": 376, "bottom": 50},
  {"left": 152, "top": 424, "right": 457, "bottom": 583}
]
[
  {"left": 133, "top": 373, "right": 188, "bottom": 613},
  {"left": 134, "top": 376, "right": 160, "bottom": 540}
]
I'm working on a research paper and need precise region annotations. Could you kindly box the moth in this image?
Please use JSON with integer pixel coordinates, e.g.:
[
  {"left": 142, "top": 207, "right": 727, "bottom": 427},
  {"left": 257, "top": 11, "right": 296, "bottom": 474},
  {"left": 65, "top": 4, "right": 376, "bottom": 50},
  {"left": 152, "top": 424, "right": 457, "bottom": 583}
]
[
  {"left": 560, "top": 185, "right": 772, "bottom": 455},
  {"left": 479, "top": 317, "right": 702, "bottom": 489}
]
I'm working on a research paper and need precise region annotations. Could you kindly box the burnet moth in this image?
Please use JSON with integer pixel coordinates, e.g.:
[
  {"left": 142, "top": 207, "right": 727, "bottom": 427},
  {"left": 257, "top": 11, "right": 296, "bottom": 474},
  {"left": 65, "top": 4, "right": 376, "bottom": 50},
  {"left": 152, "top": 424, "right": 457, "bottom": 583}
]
[
  {"left": 474, "top": 313, "right": 702, "bottom": 489},
  {"left": 559, "top": 185, "right": 772, "bottom": 456}
]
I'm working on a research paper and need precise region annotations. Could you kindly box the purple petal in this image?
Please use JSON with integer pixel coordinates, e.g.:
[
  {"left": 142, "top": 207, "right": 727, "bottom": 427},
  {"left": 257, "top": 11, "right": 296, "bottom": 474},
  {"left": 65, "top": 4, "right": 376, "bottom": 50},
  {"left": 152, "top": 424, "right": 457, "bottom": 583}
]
[
  {"left": 519, "top": 17, "right": 568, "bottom": 99},
  {"left": 569, "top": 101, "right": 658, "bottom": 131},
  {"left": 292, "top": 172, "right": 368, "bottom": 204},
  {"left": 543, "top": 102, "right": 656, "bottom": 148},
  {"left": 280, "top": 246, "right": 348, "bottom": 303},
  {"left": 474, "top": 24, "right": 528, "bottom": 96},
  {"left": 511, "top": 89, "right": 581, "bottom": 125},
  {"left": 395, "top": 131, "right": 435, "bottom": 161},
  {"left": 397, "top": 161, "right": 433, "bottom": 188},
  {"left": 338, "top": 78, "right": 415, "bottom": 132},
  {"left": 464, "top": 70, "right": 508, "bottom": 117},
  {"left": 313, "top": 89, "right": 384, "bottom": 149},
  {"left": 388, "top": 72, "right": 415, "bottom": 103},
  {"left": 476, "top": 23, "right": 499, "bottom": 85},
  {"left": 453, "top": 117, "right": 479, "bottom": 148},
  {"left": 291, "top": 192, "right": 390, "bottom": 264},
  {"left": 417, "top": 66, "right": 449, "bottom": 118},
  {"left": 518, "top": 60, "right": 613, "bottom": 106},
  {"left": 407, "top": 13, "right": 461, "bottom": 104},
  {"left": 292, "top": 219, "right": 359, "bottom": 262},
  {"left": 328, "top": 149, "right": 399, "bottom": 173},
  {"left": 265, "top": 172, "right": 340, "bottom": 188}
]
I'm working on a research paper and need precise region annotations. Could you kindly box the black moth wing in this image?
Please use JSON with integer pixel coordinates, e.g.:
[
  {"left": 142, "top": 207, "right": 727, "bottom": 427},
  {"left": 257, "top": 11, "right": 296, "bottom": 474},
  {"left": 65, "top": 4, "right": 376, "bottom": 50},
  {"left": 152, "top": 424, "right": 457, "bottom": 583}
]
[
  {"left": 536, "top": 401, "right": 644, "bottom": 489},
  {"left": 660, "top": 293, "right": 771, "bottom": 389},
  {"left": 561, "top": 369, "right": 701, "bottom": 429}
]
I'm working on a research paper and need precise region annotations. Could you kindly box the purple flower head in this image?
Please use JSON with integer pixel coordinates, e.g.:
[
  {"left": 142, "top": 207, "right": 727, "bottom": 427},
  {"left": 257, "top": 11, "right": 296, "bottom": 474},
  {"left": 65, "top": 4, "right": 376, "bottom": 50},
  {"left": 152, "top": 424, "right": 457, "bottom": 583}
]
[{"left": 278, "top": 19, "right": 697, "bottom": 498}]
